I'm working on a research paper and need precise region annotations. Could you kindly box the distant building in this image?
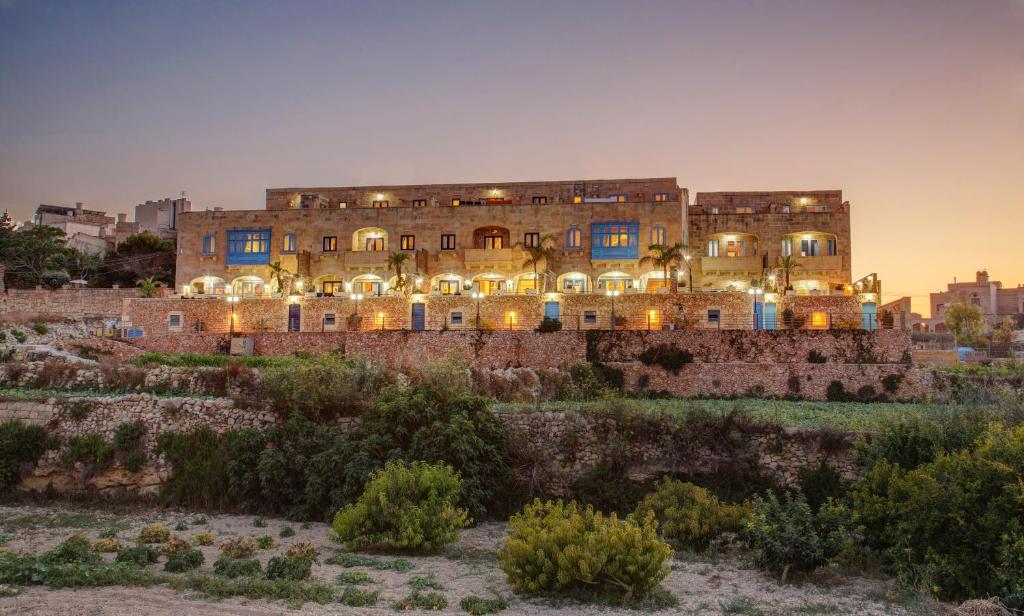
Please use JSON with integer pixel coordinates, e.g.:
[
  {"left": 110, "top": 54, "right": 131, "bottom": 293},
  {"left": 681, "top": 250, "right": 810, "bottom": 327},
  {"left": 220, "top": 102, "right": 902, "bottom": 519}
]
[
  {"left": 903, "top": 270, "right": 1024, "bottom": 332},
  {"left": 30, "top": 197, "right": 191, "bottom": 250},
  {"left": 134, "top": 197, "right": 190, "bottom": 240}
]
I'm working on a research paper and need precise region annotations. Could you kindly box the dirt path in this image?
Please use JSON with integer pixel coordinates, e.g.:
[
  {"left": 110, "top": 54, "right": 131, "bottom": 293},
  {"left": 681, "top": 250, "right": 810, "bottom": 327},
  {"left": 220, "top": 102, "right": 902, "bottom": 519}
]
[{"left": 0, "top": 505, "right": 927, "bottom": 615}]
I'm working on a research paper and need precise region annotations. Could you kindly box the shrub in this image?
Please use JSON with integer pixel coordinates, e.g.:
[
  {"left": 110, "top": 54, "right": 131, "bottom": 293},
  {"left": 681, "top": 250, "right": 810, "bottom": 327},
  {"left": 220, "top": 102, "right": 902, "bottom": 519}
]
[
  {"left": 0, "top": 420, "right": 56, "bottom": 492},
  {"left": 63, "top": 433, "right": 115, "bottom": 472},
  {"left": 220, "top": 536, "right": 257, "bottom": 559},
  {"left": 499, "top": 499, "right": 671, "bottom": 598},
  {"left": 279, "top": 527, "right": 295, "bottom": 538},
  {"left": 212, "top": 556, "right": 261, "bottom": 578},
  {"left": 340, "top": 587, "right": 379, "bottom": 607},
  {"left": 115, "top": 544, "right": 160, "bottom": 567},
  {"left": 174, "top": 521, "right": 188, "bottom": 532},
  {"left": 571, "top": 459, "right": 651, "bottom": 516},
  {"left": 556, "top": 364, "right": 607, "bottom": 401},
  {"left": 164, "top": 547, "right": 204, "bottom": 572},
  {"left": 93, "top": 538, "right": 122, "bottom": 553},
  {"left": 324, "top": 552, "right": 413, "bottom": 572},
  {"left": 825, "top": 381, "right": 852, "bottom": 402},
  {"left": 261, "top": 354, "right": 393, "bottom": 420},
  {"left": 336, "top": 571, "right": 374, "bottom": 585},
  {"left": 797, "top": 462, "right": 845, "bottom": 512},
  {"left": 138, "top": 523, "right": 170, "bottom": 544},
  {"left": 155, "top": 427, "right": 232, "bottom": 508},
  {"left": 460, "top": 595, "right": 509, "bottom": 615},
  {"left": 159, "top": 535, "right": 192, "bottom": 556},
  {"left": 192, "top": 532, "right": 214, "bottom": 546},
  {"left": 854, "top": 412, "right": 986, "bottom": 472},
  {"left": 42, "top": 535, "right": 100, "bottom": 565},
  {"left": 255, "top": 535, "right": 276, "bottom": 550},
  {"left": 408, "top": 573, "right": 443, "bottom": 591},
  {"left": 637, "top": 344, "right": 693, "bottom": 374},
  {"left": 31, "top": 323, "right": 48, "bottom": 336},
  {"left": 10, "top": 329, "right": 26, "bottom": 343},
  {"left": 746, "top": 491, "right": 855, "bottom": 580},
  {"left": 113, "top": 421, "right": 145, "bottom": 451},
  {"left": 391, "top": 591, "right": 447, "bottom": 611},
  {"left": 634, "top": 479, "right": 750, "bottom": 551},
  {"left": 252, "top": 516, "right": 267, "bottom": 528},
  {"left": 536, "top": 317, "right": 562, "bottom": 333},
  {"left": 332, "top": 460, "right": 469, "bottom": 553},
  {"left": 849, "top": 423, "right": 1024, "bottom": 601},
  {"left": 807, "top": 350, "right": 827, "bottom": 364},
  {"left": 265, "top": 555, "right": 313, "bottom": 581}
]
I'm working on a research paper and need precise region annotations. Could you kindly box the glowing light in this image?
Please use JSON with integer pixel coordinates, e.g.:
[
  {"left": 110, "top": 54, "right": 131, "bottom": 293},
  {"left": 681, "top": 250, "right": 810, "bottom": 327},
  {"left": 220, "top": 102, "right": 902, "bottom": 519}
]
[{"left": 375, "top": 193, "right": 383, "bottom": 200}]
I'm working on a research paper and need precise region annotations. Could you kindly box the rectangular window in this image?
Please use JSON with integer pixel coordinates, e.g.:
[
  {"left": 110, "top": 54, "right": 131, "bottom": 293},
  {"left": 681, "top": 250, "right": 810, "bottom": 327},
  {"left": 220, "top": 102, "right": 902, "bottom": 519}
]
[
  {"left": 451, "top": 198, "right": 461, "bottom": 207},
  {"left": 736, "top": 206, "right": 754, "bottom": 214},
  {"left": 439, "top": 279, "right": 459, "bottom": 295},
  {"left": 806, "top": 205, "right": 828, "bottom": 213},
  {"left": 800, "top": 238, "right": 820, "bottom": 257},
  {"left": 826, "top": 238, "right": 837, "bottom": 256},
  {"left": 707, "top": 239, "right": 719, "bottom": 257},
  {"left": 323, "top": 236, "right": 338, "bottom": 252},
  {"left": 651, "top": 226, "right": 666, "bottom": 245},
  {"left": 707, "top": 309, "right": 721, "bottom": 324},
  {"left": 653, "top": 192, "right": 670, "bottom": 202},
  {"left": 781, "top": 205, "right": 790, "bottom": 213},
  {"left": 710, "top": 207, "right": 720, "bottom": 214},
  {"left": 583, "top": 310, "right": 597, "bottom": 324},
  {"left": 573, "top": 196, "right": 582, "bottom": 204},
  {"left": 412, "top": 199, "right": 427, "bottom": 207},
  {"left": 610, "top": 194, "right": 627, "bottom": 203},
  {"left": 372, "top": 200, "right": 389, "bottom": 208},
  {"left": 563, "top": 277, "right": 585, "bottom": 293},
  {"left": 450, "top": 312, "right": 463, "bottom": 326},
  {"left": 531, "top": 196, "right": 548, "bottom": 204},
  {"left": 201, "top": 234, "right": 216, "bottom": 255},
  {"left": 590, "top": 222, "right": 639, "bottom": 260},
  {"left": 441, "top": 234, "right": 456, "bottom": 251},
  {"left": 781, "top": 238, "right": 792, "bottom": 257},
  {"left": 483, "top": 236, "right": 502, "bottom": 249},
  {"left": 323, "top": 313, "right": 336, "bottom": 327},
  {"left": 282, "top": 233, "right": 297, "bottom": 253},
  {"left": 810, "top": 311, "right": 829, "bottom": 328},
  {"left": 400, "top": 235, "right": 415, "bottom": 251},
  {"left": 226, "top": 229, "right": 271, "bottom": 265},
  {"left": 365, "top": 237, "right": 384, "bottom": 251},
  {"left": 168, "top": 313, "right": 182, "bottom": 330},
  {"left": 566, "top": 227, "right": 582, "bottom": 249},
  {"left": 523, "top": 232, "right": 540, "bottom": 248},
  {"left": 338, "top": 201, "right": 347, "bottom": 209},
  {"left": 322, "top": 280, "right": 344, "bottom": 295}
]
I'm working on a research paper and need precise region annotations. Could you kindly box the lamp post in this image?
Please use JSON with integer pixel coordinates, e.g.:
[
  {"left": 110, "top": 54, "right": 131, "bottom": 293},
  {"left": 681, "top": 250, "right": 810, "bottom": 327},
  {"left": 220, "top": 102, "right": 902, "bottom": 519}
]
[
  {"left": 748, "top": 287, "right": 763, "bottom": 329},
  {"left": 471, "top": 291, "right": 484, "bottom": 329},
  {"left": 226, "top": 295, "right": 239, "bottom": 334},
  {"left": 607, "top": 289, "right": 620, "bottom": 330}
]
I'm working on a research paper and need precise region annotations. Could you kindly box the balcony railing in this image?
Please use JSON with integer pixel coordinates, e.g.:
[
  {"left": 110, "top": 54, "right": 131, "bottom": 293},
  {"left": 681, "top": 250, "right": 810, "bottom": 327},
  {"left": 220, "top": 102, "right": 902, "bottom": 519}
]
[
  {"left": 700, "top": 255, "right": 762, "bottom": 273},
  {"left": 793, "top": 255, "right": 844, "bottom": 271},
  {"left": 344, "top": 250, "right": 389, "bottom": 268},
  {"left": 463, "top": 248, "right": 524, "bottom": 269}
]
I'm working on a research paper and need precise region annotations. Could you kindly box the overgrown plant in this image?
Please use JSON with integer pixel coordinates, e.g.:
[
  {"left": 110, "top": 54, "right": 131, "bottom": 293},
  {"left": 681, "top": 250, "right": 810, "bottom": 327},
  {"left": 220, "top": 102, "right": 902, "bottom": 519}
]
[{"left": 634, "top": 479, "right": 750, "bottom": 551}]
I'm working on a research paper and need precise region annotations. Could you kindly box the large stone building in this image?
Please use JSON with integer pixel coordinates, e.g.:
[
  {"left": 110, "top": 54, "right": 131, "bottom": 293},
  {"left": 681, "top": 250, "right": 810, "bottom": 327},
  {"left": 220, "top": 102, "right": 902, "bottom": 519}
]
[{"left": 174, "top": 178, "right": 856, "bottom": 302}]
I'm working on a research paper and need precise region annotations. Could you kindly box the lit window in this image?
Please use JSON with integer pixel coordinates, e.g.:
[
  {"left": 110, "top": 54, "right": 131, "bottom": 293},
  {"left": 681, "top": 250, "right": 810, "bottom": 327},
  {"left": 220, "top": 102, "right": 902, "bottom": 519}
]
[
  {"left": 372, "top": 200, "right": 389, "bottom": 208},
  {"left": 781, "top": 238, "right": 792, "bottom": 257},
  {"left": 710, "top": 207, "right": 720, "bottom": 214},
  {"left": 282, "top": 233, "right": 297, "bottom": 254},
  {"left": 566, "top": 226, "right": 582, "bottom": 249},
  {"left": 439, "top": 279, "right": 459, "bottom": 295},
  {"left": 450, "top": 312, "right": 464, "bottom": 326},
  {"left": 441, "top": 234, "right": 456, "bottom": 251},
  {"left": 201, "top": 234, "right": 216, "bottom": 255},
  {"left": 483, "top": 235, "right": 502, "bottom": 249},
  {"left": 451, "top": 198, "right": 461, "bottom": 207},
  {"left": 505, "top": 310, "right": 518, "bottom": 327},
  {"left": 338, "top": 201, "right": 347, "bottom": 209},
  {"left": 400, "top": 235, "right": 415, "bottom": 251},
  {"left": 806, "top": 205, "right": 828, "bottom": 213},
  {"left": 810, "top": 311, "right": 829, "bottom": 328},
  {"left": 654, "top": 192, "right": 670, "bottom": 202},
  {"left": 322, "top": 236, "right": 337, "bottom": 252},
  {"left": 736, "top": 207, "right": 754, "bottom": 214},
  {"left": 650, "top": 225, "right": 666, "bottom": 246},
  {"left": 610, "top": 194, "right": 627, "bottom": 203},
  {"left": 226, "top": 230, "right": 271, "bottom": 265},
  {"left": 706, "top": 239, "right": 719, "bottom": 257},
  {"left": 364, "top": 237, "right": 384, "bottom": 251},
  {"left": 646, "top": 309, "right": 662, "bottom": 328},
  {"left": 573, "top": 196, "right": 582, "bottom": 204},
  {"left": 523, "top": 232, "right": 540, "bottom": 248},
  {"left": 583, "top": 310, "right": 597, "bottom": 324},
  {"left": 532, "top": 196, "right": 548, "bottom": 204},
  {"left": 412, "top": 199, "right": 427, "bottom": 207},
  {"left": 322, "top": 280, "right": 344, "bottom": 295}
]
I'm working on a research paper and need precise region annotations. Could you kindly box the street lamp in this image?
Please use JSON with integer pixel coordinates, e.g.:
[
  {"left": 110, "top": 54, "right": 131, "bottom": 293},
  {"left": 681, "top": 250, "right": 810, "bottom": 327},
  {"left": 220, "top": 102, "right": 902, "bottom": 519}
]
[
  {"left": 748, "top": 287, "right": 764, "bottom": 329},
  {"left": 226, "top": 295, "right": 240, "bottom": 334},
  {"left": 471, "top": 291, "right": 484, "bottom": 329},
  {"left": 607, "top": 289, "right": 621, "bottom": 330}
]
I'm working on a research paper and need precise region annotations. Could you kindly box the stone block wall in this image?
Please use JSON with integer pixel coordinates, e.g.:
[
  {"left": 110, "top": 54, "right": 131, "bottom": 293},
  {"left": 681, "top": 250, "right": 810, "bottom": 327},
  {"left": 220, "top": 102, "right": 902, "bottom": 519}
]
[{"left": 2, "top": 288, "right": 142, "bottom": 320}]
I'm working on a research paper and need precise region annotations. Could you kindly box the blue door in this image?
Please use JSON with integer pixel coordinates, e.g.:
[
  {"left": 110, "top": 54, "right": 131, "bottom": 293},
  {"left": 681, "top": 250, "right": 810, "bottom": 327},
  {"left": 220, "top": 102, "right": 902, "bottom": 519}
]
[
  {"left": 411, "top": 303, "right": 425, "bottom": 331},
  {"left": 862, "top": 302, "right": 877, "bottom": 330},
  {"left": 288, "top": 304, "right": 301, "bottom": 332},
  {"left": 544, "top": 301, "right": 560, "bottom": 321},
  {"left": 753, "top": 301, "right": 764, "bottom": 330},
  {"left": 764, "top": 303, "right": 777, "bottom": 330}
]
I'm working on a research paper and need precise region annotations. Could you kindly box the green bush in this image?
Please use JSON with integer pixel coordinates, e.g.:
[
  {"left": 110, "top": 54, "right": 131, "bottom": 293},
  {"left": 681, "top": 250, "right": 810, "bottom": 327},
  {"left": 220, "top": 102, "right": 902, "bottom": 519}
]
[
  {"left": 499, "top": 499, "right": 671, "bottom": 598},
  {"left": 279, "top": 527, "right": 295, "bottom": 538},
  {"left": 265, "top": 555, "right": 313, "bottom": 581},
  {"left": 638, "top": 344, "right": 693, "bottom": 374},
  {"left": 10, "top": 330, "right": 26, "bottom": 344},
  {"left": 115, "top": 545, "right": 159, "bottom": 567},
  {"left": 212, "top": 556, "right": 261, "bottom": 578},
  {"left": 340, "top": 587, "right": 379, "bottom": 607},
  {"left": 336, "top": 571, "right": 374, "bottom": 585},
  {"left": 571, "top": 459, "right": 651, "bottom": 515},
  {"left": 460, "top": 595, "right": 509, "bottom": 614},
  {"left": 164, "top": 547, "right": 204, "bottom": 572},
  {"left": 324, "top": 552, "right": 413, "bottom": 571},
  {"left": 64, "top": 433, "right": 115, "bottom": 471},
  {"left": 849, "top": 423, "right": 1024, "bottom": 602},
  {"left": 391, "top": 591, "right": 447, "bottom": 610},
  {"left": 31, "top": 323, "right": 48, "bottom": 336},
  {"left": 746, "top": 491, "right": 855, "bottom": 579},
  {"left": 634, "top": 479, "right": 750, "bottom": 551},
  {"left": 220, "top": 536, "right": 257, "bottom": 559},
  {"left": 42, "top": 535, "right": 100, "bottom": 565},
  {"left": 255, "top": 535, "right": 276, "bottom": 550},
  {"left": 0, "top": 420, "right": 56, "bottom": 492},
  {"left": 797, "top": 462, "right": 845, "bottom": 512},
  {"left": 113, "top": 420, "right": 145, "bottom": 451},
  {"left": 854, "top": 411, "right": 987, "bottom": 472},
  {"left": 332, "top": 460, "right": 469, "bottom": 553},
  {"left": 261, "top": 354, "right": 392, "bottom": 420},
  {"left": 138, "top": 523, "right": 170, "bottom": 544},
  {"left": 155, "top": 427, "right": 232, "bottom": 508}
]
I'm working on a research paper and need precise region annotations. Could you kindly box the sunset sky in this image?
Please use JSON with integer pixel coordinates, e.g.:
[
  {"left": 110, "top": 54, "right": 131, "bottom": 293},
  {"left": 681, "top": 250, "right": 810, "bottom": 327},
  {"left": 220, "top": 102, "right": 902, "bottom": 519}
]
[{"left": 1, "top": 0, "right": 1021, "bottom": 314}]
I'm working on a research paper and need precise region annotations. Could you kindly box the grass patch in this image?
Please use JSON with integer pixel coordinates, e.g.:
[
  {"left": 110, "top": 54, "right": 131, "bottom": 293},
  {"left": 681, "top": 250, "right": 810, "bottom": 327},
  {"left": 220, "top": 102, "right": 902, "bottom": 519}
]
[
  {"left": 340, "top": 586, "right": 380, "bottom": 607},
  {"left": 391, "top": 590, "right": 447, "bottom": 611},
  {"left": 720, "top": 596, "right": 765, "bottom": 615},
  {"left": 133, "top": 352, "right": 292, "bottom": 369},
  {"left": 460, "top": 595, "right": 509, "bottom": 614},
  {"left": 324, "top": 551, "right": 414, "bottom": 572},
  {"left": 171, "top": 573, "right": 335, "bottom": 606},
  {"left": 336, "top": 570, "right": 375, "bottom": 585},
  {"left": 0, "top": 511, "right": 129, "bottom": 534},
  {"left": 408, "top": 573, "right": 444, "bottom": 591}
]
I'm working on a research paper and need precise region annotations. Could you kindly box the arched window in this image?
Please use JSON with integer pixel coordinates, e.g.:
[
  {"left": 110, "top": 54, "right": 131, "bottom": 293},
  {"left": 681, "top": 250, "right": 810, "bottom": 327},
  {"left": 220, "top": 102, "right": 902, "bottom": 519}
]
[
  {"left": 565, "top": 226, "right": 582, "bottom": 250},
  {"left": 650, "top": 225, "right": 667, "bottom": 246},
  {"left": 282, "top": 233, "right": 297, "bottom": 254},
  {"left": 201, "top": 234, "right": 216, "bottom": 255}
]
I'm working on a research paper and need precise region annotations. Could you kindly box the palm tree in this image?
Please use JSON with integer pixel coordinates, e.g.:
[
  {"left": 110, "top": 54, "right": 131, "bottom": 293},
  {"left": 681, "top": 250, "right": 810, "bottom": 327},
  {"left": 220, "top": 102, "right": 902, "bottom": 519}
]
[
  {"left": 516, "top": 235, "right": 557, "bottom": 293},
  {"left": 776, "top": 256, "right": 801, "bottom": 291},
  {"left": 640, "top": 243, "right": 686, "bottom": 292},
  {"left": 387, "top": 252, "right": 412, "bottom": 294},
  {"left": 136, "top": 277, "right": 161, "bottom": 298},
  {"left": 267, "top": 261, "right": 291, "bottom": 294}
]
